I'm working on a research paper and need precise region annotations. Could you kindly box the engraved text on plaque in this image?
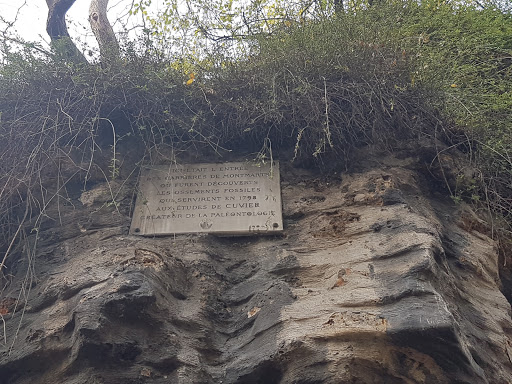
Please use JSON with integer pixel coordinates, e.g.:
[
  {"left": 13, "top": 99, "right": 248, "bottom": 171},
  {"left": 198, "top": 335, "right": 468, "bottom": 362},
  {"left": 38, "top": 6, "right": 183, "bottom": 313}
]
[{"left": 130, "top": 161, "right": 282, "bottom": 235}]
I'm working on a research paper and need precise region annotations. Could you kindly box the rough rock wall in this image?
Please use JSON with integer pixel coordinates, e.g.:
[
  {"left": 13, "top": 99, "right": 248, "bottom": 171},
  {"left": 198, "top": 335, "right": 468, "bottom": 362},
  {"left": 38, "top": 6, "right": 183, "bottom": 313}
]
[{"left": 1, "top": 153, "right": 511, "bottom": 384}]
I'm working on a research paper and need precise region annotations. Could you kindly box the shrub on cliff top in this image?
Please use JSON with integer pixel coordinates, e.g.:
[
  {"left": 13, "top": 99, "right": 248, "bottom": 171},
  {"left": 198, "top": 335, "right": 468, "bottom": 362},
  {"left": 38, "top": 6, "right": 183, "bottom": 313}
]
[{"left": 0, "top": 1, "right": 510, "bottom": 264}]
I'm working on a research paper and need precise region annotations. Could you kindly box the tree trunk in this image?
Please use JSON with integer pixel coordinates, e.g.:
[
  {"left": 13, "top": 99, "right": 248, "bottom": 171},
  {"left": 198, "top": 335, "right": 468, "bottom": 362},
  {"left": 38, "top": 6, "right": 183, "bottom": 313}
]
[
  {"left": 89, "top": 0, "right": 120, "bottom": 63},
  {"left": 45, "top": 0, "right": 87, "bottom": 62},
  {"left": 334, "top": 0, "right": 344, "bottom": 13}
]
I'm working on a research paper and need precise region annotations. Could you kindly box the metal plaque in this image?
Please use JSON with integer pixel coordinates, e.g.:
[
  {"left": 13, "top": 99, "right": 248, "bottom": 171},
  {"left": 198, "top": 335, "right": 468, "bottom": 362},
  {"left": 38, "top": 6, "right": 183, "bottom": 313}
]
[{"left": 130, "top": 161, "right": 283, "bottom": 236}]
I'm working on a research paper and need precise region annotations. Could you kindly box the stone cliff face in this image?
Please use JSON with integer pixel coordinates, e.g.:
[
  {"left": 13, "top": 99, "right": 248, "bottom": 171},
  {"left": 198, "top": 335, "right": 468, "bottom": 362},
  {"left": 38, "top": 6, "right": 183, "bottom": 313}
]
[{"left": 1, "top": 151, "right": 511, "bottom": 384}]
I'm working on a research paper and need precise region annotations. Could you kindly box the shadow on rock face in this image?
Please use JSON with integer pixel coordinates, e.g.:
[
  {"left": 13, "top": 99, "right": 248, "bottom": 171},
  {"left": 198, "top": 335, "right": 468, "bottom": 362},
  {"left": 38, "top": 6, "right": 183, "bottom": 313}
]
[{"left": 234, "top": 361, "right": 284, "bottom": 384}]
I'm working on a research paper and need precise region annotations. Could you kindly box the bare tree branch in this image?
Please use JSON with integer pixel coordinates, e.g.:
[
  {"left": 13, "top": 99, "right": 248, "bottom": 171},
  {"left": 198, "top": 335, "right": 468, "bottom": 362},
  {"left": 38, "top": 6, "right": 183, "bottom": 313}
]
[
  {"left": 0, "top": 1, "right": 28, "bottom": 35},
  {"left": 0, "top": 34, "right": 53, "bottom": 57}
]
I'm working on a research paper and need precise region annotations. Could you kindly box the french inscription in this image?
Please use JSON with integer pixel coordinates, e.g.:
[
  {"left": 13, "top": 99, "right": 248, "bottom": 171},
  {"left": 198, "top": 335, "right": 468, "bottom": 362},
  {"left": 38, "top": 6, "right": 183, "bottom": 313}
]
[{"left": 130, "top": 162, "right": 282, "bottom": 235}]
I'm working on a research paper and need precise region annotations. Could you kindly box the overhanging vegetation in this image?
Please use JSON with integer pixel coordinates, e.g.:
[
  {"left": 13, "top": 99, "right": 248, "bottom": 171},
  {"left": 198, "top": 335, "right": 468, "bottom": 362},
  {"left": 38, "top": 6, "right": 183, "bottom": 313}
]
[{"left": 0, "top": 0, "right": 510, "bottom": 269}]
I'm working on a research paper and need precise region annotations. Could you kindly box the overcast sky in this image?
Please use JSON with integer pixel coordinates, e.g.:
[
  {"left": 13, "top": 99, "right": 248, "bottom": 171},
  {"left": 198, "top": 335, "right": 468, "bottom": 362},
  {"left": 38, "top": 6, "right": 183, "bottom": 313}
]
[
  {"left": 3, "top": 1, "right": 85, "bottom": 43},
  {"left": 2, "top": 0, "right": 509, "bottom": 54},
  {"left": 1, "top": 0, "right": 148, "bottom": 52}
]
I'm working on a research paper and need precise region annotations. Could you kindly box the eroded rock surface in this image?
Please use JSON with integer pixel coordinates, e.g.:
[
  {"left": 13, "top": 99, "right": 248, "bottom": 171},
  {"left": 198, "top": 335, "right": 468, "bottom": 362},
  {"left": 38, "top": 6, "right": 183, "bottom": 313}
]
[{"left": 1, "top": 155, "right": 511, "bottom": 383}]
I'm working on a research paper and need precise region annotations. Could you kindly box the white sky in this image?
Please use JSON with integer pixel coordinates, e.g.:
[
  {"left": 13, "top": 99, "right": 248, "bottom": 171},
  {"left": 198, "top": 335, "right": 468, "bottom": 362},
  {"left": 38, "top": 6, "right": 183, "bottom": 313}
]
[
  {"left": 2, "top": 0, "right": 509, "bottom": 55},
  {"left": 1, "top": 0, "right": 150, "bottom": 53}
]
